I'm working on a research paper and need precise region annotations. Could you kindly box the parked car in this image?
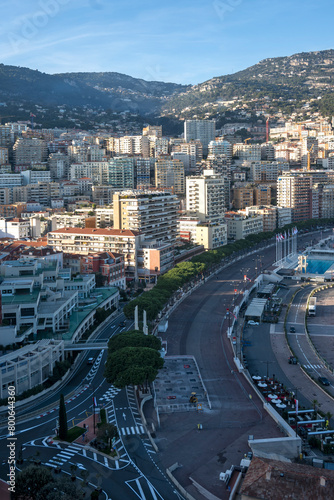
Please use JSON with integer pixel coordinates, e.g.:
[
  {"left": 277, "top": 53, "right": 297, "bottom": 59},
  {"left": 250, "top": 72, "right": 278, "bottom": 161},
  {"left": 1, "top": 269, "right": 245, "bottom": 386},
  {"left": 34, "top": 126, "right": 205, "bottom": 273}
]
[
  {"left": 87, "top": 357, "right": 95, "bottom": 365},
  {"left": 318, "top": 376, "right": 330, "bottom": 386},
  {"left": 289, "top": 326, "right": 296, "bottom": 333},
  {"left": 288, "top": 356, "right": 297, "bottom": 365},
  {"left": 248, "top": 320, "right": 259, "bottom": 326}
]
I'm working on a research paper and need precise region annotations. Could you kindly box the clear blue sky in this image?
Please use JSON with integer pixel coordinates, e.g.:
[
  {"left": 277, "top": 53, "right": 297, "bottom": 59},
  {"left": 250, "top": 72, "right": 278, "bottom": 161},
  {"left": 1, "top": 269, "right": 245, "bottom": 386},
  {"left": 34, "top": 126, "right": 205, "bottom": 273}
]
[{"left": 0, "top": 0, "right": 333, "bottom": 84}]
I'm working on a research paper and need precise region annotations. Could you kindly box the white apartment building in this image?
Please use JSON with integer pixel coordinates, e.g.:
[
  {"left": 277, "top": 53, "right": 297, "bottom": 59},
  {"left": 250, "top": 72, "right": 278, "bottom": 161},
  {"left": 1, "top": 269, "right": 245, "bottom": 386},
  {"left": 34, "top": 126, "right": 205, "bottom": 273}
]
[
  {"left": 0, "top": 340, "right": 64, "bottom": 398},
  {"left": 178, "top": 216, "right": 201, "bottom": 242},
  {"left": 226, "top": 214, "right": 263, "bottom": 240},
  {"left": 69, "top": 161, "right": 109, "bottom": 185},
  {"left": 277, "top": 206, "right": 292, "bottom": 228},
  {"left": 50, "top": 214, "right": 87, "bottom": 230},
  {"left": 208, "top": 140, "right": 232, "bottom": 161},
  {"left": 47, "top": 227, "right": 142, "bottom": 280},
  {"left": 0, "top": 218, "right": 30, "bottom": 239},
  {"left": 250, "top": 161, "right": 289, "bottom": 182},
  {"left": 21, "top": 170, "right": 51, "bottom": 185},
  {"left": 113, "top": 190, "right": 178, "bottom": 244},
  {"left": 186, "top": 169, "right": 226, "bottom": 223},
  {"left": 245, "top": 206, "right": 277, "bottom": 232},
  {"left": 95, "top": 208, "right": 113, "bottom": 227},
  {"left": 108, "top": 136, "right": 150, "bottom": 157},
  {"left": 151, "top": 138, "right": 169, "bottom": 157},
  {"left": 0, "top": 174, "right": 22, "bottom": 188},
  {"left": 233, "top": 143, "right": 262, "bottom": 161}
]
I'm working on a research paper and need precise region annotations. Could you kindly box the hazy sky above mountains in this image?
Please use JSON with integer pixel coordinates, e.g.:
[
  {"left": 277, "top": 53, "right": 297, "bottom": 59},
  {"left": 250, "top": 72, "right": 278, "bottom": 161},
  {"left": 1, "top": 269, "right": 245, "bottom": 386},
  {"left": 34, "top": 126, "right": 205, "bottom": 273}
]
[{"left": 0, "top": 0, "right": 333, "bottom": 84}]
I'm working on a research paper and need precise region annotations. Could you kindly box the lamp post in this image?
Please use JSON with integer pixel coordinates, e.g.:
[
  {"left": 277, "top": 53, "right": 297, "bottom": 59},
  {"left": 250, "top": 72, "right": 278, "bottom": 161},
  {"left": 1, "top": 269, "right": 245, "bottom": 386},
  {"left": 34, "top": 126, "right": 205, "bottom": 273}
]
[{"left": 289, "top": 387, "right": 301, "bottom": 437}]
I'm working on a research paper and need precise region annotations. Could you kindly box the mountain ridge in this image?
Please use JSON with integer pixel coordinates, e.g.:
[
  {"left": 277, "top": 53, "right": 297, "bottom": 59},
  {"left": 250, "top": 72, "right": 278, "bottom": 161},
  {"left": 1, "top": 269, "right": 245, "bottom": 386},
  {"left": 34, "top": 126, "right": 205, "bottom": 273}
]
[{"left": 1, "top": 49, "right": 334, "bottom": 125}]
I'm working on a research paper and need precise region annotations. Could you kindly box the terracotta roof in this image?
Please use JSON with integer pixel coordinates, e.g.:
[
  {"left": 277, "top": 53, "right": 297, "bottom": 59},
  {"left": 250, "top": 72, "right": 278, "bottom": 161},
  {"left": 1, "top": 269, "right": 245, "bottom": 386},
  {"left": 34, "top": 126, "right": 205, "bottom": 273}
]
[
  {"left": 239, "top": 456, "right": 334, "bottom": 500},
  {"left": 49, "top": 227, "right": 141, "bottom": 236}
]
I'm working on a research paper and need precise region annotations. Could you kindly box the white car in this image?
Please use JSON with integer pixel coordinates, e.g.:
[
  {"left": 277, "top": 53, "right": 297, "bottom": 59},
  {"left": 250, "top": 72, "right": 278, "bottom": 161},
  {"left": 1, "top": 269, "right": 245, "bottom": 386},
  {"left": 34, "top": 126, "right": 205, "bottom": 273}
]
[{"left": 248, "top": 320, "right": 259, "bottom": 326}]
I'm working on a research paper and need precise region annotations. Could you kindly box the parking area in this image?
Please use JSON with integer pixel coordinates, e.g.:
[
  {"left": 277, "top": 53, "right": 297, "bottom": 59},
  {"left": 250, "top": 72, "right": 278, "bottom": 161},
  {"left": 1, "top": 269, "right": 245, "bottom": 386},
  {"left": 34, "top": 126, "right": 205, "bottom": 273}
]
[{"left": 153, "top": 356, "right": 208, "bottom": 413}]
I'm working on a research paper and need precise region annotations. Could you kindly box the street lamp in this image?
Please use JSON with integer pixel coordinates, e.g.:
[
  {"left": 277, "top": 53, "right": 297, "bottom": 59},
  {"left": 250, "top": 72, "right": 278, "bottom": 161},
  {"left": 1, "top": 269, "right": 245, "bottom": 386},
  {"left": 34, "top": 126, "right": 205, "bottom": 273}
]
[{"left": 289, "top": 387, "right": 301, "bottom": 437}]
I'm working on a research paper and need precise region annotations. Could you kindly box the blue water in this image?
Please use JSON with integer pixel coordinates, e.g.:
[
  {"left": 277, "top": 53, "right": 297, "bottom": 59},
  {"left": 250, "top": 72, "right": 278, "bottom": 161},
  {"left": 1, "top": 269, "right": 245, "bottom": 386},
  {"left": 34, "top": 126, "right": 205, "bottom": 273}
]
[{"left": 306, "top": 259, "right": 334, "bottom": 274}]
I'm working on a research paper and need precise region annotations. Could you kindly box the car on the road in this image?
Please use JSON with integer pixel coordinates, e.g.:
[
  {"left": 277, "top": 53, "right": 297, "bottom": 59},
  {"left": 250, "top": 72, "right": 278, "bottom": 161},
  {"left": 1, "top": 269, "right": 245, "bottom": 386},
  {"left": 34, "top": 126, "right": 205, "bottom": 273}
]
[
  {"left": 167, "top": 396, "right": 176, "bottom": 400},
  {"left": 248, "top": 320, "right": 259, "bottom": 326},
  {"left": 119, "top": 320, "right": 126, "bottom": 327},
  {"left": 87, "top": 357, "right": 95, "bottom": 365},
  {"left": 289, "top": 326, "right": 296, "bottom": 333},
  {"left": 288, "top": 356, "right": 297, "bottom": 365},
  {"left": 318, "top": 376, "right": 330, "bottom": 386},
  {"left": 232, "top": 336, "right": 237, "bottom": 345}
]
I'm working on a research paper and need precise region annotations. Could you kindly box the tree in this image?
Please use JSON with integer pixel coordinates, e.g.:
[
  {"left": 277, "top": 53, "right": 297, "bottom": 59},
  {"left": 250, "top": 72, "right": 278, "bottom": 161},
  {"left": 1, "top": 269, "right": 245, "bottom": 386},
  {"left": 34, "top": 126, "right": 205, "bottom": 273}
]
[
  {"left": 104, "top": 346, "right": 164, "bottom": 388},
  {"left": 59, "top": 393, "right": 68, "bottom": 440},
  {"left": 12, "top": 465, "right": 54, "bottom": 499},
  {"left": 96, "top": 423, "right": 119, "bottom": 447},
  {"left": 107, "top": 331, "right": 161, "bottom": 352}
]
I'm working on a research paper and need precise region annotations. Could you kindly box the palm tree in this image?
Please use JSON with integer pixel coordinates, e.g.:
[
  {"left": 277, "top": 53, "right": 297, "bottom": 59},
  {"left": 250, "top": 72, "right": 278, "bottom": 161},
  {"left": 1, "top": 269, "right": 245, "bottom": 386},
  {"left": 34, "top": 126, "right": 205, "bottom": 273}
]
[{"left": 312, "top": 399, "right": 318, "bottom": 417}]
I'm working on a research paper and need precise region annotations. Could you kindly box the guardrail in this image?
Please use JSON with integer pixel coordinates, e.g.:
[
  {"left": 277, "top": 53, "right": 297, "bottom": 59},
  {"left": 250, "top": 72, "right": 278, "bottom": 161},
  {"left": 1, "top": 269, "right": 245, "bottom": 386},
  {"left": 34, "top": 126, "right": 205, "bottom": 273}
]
[{"left": 305, "top": 284, "right": 334, "bottom": 375}]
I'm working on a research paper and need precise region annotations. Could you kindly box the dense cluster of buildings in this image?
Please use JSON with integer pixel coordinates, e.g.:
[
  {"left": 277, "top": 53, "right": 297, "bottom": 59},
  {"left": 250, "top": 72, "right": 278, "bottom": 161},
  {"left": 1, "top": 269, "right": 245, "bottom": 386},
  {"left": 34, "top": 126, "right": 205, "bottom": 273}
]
[{"left": 0, "top": 116, "right": 333, "bottom": 371}]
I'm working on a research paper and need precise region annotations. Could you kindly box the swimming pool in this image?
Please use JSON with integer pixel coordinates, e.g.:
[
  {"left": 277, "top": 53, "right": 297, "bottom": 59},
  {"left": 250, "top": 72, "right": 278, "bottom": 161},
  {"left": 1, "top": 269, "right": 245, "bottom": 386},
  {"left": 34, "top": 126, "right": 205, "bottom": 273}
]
[{"left": 306, "top": 259, "right": 334, "bottom": 274}]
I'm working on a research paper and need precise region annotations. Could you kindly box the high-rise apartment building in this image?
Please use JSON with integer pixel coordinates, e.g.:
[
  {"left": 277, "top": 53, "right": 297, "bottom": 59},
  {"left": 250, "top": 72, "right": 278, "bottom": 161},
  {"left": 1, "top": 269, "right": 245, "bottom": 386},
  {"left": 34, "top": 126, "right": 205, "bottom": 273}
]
[
  {"left": 155, "top": 158, "right": 185, "bottom": 195},
  {"left": 108, "top": 157, "right": 135, "bottom": 189},
  {"left": 0, "top": 126, "right": 12, "bottom": 148},
  {"left": 48, "top": 152, "right": 69, "bottom": 180},
  {"left": 186, "top": 169, "right": 226, "bottom": 223},
  {"left": 13, "top": 137, "right": 48, "bottom": 167},
  {"left": 113, "top": 190, "right": 178, "bottom": 244},
  {"left": 184, "top": 120, "right": 216, "bottom": 155},
  {"left": 0, "top": 147, "right": 9, "bottom": 165},
  {"left": 277, "top": 173, "right": 313, "bottom": 222},
  {"left": 208, "top": 140, "right": 232, "bottom": 161},
  {"left": 136, "top": 158, "right": 154, "bottom": 188}
]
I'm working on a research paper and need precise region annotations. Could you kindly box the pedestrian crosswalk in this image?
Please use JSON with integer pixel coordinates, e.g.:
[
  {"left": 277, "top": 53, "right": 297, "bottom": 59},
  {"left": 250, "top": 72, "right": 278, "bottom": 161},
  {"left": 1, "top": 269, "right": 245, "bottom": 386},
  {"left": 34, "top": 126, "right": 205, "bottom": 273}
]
[
  {"left": 120, "top": 425, "right": 145, "bottom": 436},
  {"left": 99, "top": 385, "right": 122, "bottom": 403},
  {"left": 44, "top": 443, "right": 81, "bottom": 468},
  {"left": 25, "top": 438, "right": 130, "bottom": 471},
  {"left": 303, "top": 364, "right": 324, "bottom": 369}
]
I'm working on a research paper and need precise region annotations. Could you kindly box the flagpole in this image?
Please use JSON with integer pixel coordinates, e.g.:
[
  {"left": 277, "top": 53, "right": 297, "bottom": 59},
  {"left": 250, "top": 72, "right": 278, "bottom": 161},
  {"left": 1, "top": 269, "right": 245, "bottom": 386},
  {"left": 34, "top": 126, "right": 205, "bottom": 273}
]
[{"left": 93, "top": 386, "right": 96, "bottom": 434}]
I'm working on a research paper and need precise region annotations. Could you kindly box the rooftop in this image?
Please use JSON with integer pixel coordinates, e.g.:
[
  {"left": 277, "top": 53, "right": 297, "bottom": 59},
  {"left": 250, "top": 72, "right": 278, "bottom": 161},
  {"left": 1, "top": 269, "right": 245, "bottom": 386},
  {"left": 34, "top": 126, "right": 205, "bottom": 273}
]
[
  {"left": 239, "top": 456, "right": 334, "bottom": 500},
  {"left": 49, "top": 227, "right": 141, "bottom": 237}
]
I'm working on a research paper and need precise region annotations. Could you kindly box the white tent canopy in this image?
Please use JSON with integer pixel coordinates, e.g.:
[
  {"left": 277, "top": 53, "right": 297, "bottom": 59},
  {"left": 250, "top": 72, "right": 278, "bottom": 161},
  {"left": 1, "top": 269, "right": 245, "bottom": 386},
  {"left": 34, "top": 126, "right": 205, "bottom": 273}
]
[{"left": 245, "top": 298, "right": 267, "bottom": 322}]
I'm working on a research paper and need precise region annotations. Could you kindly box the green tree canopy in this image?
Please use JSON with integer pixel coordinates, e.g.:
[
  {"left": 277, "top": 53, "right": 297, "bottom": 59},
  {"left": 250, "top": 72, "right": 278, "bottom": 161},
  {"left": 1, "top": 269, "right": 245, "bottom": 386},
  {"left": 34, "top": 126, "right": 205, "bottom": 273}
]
[
  {"left": 12, "top": 465, "right": 80, "bottom": 499},
  {"left": 104, "top": 346, "right": 163, "bottom": 388},
  {"left": 107, "top": 330, "right": 161, "bottom": 352}
]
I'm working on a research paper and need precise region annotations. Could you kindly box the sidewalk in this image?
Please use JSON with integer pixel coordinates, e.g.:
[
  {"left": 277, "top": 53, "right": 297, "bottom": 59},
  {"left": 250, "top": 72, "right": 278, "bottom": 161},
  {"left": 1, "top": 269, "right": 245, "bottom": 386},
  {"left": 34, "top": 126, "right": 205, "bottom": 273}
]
[{"left": 74, "top": 412, "right": 99, "bottom": 445}]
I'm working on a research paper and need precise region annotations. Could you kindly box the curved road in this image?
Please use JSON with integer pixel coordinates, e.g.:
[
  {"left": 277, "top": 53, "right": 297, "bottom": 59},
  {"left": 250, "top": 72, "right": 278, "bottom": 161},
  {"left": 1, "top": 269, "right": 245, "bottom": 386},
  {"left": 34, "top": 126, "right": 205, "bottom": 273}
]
[{"left": 154, "top": 230, "right": 334, "bottom": 500}]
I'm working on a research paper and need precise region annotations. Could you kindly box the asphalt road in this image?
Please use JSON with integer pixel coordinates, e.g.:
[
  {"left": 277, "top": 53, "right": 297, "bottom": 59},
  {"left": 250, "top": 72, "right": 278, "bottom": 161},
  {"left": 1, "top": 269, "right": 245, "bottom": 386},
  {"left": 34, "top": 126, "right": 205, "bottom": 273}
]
[
  {"left": 153, "top": 230, "right": 334, "bottom": 500},
  {"left": 0, "top": 314, "right": 184, "bottom": 500},
  {"left": 0, "top": 229, "right": 330, "bottom": 500}
]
